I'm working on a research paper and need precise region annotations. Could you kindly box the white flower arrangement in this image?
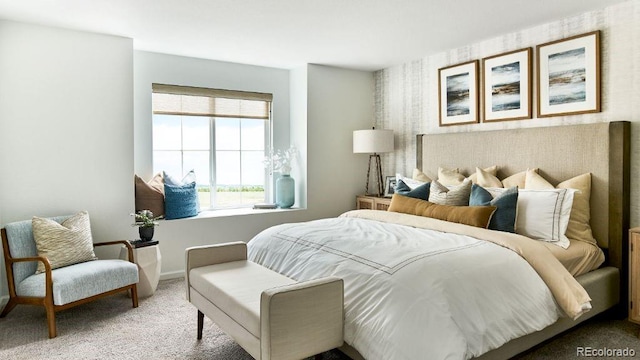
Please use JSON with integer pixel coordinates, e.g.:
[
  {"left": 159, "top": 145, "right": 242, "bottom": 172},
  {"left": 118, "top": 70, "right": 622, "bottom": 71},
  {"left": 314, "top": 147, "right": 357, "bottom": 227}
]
[{"left": 263, "top": 146, "right": 297, "bottom": 175}]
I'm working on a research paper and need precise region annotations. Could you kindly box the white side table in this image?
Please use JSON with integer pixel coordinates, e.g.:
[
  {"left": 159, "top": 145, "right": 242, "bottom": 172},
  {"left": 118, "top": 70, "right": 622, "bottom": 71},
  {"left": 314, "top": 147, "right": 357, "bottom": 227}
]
[{"left": 120, "top": 243, "right": 161, "bottom": 298}]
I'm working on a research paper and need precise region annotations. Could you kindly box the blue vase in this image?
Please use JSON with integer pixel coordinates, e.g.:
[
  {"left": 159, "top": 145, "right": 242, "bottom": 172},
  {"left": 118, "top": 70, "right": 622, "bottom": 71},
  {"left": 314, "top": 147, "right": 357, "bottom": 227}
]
[{"left": 276, "top": 174, "right": 295, "bottom": 208}]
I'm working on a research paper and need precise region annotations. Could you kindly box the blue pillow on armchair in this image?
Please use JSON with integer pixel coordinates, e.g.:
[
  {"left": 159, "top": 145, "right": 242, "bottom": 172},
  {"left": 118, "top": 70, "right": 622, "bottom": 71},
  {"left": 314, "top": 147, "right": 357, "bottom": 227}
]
[{"left": 163, "top": 170, "right": 199, "bottom": 220}]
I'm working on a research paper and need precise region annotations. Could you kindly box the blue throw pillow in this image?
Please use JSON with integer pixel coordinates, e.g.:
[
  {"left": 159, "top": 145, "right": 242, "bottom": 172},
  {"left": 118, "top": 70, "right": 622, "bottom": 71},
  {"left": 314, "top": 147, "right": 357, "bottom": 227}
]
[
  {"left": 469, "top": 184, "right": 518, "bottom": 233},
  {"left": 164, "top": 182, "right": 199, "bottom": 220},
  {"left": 395, "top": 179, "right": 431, "bottom": 200}
]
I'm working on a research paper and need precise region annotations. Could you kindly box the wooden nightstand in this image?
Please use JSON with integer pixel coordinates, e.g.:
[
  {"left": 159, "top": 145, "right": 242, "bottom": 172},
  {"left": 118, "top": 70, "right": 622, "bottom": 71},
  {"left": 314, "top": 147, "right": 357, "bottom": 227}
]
[
  {"left": 356, "top": 195, "right": 391, "bottom": 211},
  {"left": 630, "top": 228, "right": 640, "bottom": 323}
]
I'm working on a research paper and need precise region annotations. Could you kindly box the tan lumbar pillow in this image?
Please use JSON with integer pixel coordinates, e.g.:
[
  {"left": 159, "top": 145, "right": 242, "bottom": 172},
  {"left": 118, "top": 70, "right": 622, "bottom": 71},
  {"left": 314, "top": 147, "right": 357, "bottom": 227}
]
[{"left": 388, "top": 194, "right": 496, "bottom": 228}]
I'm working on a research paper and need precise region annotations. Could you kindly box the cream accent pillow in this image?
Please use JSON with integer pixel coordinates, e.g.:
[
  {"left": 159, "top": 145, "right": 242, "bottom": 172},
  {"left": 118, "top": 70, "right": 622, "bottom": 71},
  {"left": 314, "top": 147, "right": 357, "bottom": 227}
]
[
  {"left": 526, "top": 171, "right": 596, "bottom": 245},
  {"left": 438, "top": 167, "right": 466, "bottom": 186},
  {"left": 467, "top": 165, "right": 498, "bottom": 184},
  {"left": 428, "top": 178, "right": 471, "bottom": 205},
  {"left": 524, "top": 169, "right": 555, "bottom": 189},
  {"left": 471, "top": 167, "right": 502, "bottom": 188},
  {"left": 412, "top": 168, "right": 432, "bottom": 182},
  {"left": 32, "top": 211, "right": 97, "bottom": 274},
  {"left": 501, "top": 168, "right": 538, "bottom": 188}
]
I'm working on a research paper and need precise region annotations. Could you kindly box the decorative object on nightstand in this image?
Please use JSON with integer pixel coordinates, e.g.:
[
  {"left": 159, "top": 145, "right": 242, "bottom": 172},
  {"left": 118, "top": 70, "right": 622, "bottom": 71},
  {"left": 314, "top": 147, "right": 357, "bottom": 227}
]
[
  {"left": 130, "top": 209, "right": 161, "bottom": 242},
  {"left": 630, "top": 227, "right": 640, "bottom": 325},
  {"left": 264, "top": 146, "right": 297, "bottom": 208},
  {"left": 353, "top": 128, "right": 394, "bottom": 197},
  {"left": 356, "top": 195, "right": 392, "bottom": 211}
]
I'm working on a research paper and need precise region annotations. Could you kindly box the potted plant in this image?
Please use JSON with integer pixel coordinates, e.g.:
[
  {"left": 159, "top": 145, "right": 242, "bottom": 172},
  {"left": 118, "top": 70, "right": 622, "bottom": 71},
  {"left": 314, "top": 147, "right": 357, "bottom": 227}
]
[{"left": 131, "top": 209, "right": 162, "bottom": 241}]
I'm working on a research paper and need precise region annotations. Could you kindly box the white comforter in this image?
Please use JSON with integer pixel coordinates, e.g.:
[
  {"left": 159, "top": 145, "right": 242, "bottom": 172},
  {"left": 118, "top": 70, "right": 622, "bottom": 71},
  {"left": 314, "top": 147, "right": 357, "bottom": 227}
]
[{"left": 247, "top": 215, "right": 561, "bottom": 360}]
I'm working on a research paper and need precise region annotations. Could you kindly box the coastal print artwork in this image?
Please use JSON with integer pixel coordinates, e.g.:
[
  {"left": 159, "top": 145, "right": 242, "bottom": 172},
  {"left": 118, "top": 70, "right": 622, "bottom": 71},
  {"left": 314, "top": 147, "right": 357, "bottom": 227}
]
[
  {"left": 537, "top": 31, "right": 600, "bottom": 117},
  {"left": 446, "top": 73, "right": 470, "bottom": 116},
  {"left": 548, "top": 48, "right": 586, "bottom": 105},
  {"left": 439, "top": 60, "right": 479, "bottom": 126},
  {"left": 482, "top": 48, "right": 532, "bottom": 122},
  {"left": 491, "top": 62, "right": 520, "bottom": 111}
]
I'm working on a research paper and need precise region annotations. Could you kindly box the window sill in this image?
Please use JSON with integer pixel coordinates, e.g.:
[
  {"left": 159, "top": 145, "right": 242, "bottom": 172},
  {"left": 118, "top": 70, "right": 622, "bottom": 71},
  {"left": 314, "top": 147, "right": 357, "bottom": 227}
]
[{"left": 162, "top": 207, "right": 305, "bottom": 221}]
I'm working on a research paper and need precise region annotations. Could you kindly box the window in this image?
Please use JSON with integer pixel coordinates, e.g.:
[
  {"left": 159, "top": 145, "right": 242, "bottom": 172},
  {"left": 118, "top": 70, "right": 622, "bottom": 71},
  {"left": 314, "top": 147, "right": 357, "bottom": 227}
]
[{"left": 151, "top": 84, "right": 272, "bottom": 209}]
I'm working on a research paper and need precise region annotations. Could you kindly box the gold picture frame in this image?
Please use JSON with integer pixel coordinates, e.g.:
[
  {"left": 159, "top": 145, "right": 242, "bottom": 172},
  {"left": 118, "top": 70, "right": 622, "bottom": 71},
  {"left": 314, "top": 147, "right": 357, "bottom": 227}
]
[
  {"left": 536, "top": 31, "right": 601, "bottom": 117},
  {"left": 438, "top": 60, "right": 479, "bottom": 126},
  {"left": 482, "top": 48, "right": 532, "bottom": 122}
]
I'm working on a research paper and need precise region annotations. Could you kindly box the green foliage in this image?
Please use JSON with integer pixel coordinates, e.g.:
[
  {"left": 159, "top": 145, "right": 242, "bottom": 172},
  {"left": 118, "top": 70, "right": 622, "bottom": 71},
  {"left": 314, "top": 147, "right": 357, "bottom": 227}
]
[{"left": 212, "top": 185, "right": 265, "bottom": 193}]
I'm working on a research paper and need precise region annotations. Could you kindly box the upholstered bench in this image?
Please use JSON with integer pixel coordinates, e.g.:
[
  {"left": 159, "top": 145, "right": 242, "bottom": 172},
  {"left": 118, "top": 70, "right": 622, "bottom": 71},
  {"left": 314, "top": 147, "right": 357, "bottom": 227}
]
[{"left": 185, "top": 242, "right": 344, "bottom": 360}]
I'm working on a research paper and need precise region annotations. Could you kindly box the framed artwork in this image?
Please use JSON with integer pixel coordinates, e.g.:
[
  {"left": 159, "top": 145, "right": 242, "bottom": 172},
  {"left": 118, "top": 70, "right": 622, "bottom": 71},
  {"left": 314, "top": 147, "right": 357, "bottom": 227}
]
[
  {"left": 482, "top": 48, "right": 532, "bottom": 122},
  {"left": 536, "top": 31, "right": 601, "bottom": 117},
  {"left": 384, "top": 176, "right": 396, "bottom": 198},
  {"left": 438, "top": 60, "right": 479, "bottom": 126}
]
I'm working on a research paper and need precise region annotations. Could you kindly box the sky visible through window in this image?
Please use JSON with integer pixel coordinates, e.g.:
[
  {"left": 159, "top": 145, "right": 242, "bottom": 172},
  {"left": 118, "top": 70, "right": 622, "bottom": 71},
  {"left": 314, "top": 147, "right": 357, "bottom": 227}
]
[{"left": 152, "top": 115, "right": 267, "bottom": 208}]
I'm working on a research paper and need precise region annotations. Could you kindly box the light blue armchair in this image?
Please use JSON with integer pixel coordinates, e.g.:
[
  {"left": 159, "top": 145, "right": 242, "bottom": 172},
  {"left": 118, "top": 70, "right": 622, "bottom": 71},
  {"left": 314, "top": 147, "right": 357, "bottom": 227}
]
[{"left": 0, "top": 215, "right": 139, "bottom": 338}]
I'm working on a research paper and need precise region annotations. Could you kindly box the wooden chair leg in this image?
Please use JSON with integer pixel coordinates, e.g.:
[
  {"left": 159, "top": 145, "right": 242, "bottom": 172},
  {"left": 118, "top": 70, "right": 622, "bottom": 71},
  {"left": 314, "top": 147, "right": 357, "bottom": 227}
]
[
  {"left": 45, "top": 302, "right": 57, "bottom": 338},
  {"left": 0, "top": 298, "right": 18, "bottom": 317},
  {"left": 197, "top": 310, "right": 204, "bottom": 340},
  {"left": 131, "top": 284, "right": 139, "bottom": 308}
]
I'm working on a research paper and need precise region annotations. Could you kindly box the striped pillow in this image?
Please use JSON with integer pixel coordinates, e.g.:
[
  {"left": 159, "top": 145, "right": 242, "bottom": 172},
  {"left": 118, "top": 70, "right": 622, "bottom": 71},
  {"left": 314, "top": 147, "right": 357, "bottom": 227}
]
[
  {"left": 428, "top": 179, "right": 471, "bottom": 206},
  {"left": 32, "top": 211, "right": 97, "bottom": 274}
]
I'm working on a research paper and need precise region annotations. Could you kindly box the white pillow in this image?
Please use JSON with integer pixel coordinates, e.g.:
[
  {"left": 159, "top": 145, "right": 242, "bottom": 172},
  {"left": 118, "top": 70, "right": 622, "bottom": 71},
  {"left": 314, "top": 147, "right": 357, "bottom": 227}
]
[
  {"left": 515, "top": 189, "right": 575, "bottom": 249},
  {"left": 396, "top": 173, "right": 427, "bottom": 190}
]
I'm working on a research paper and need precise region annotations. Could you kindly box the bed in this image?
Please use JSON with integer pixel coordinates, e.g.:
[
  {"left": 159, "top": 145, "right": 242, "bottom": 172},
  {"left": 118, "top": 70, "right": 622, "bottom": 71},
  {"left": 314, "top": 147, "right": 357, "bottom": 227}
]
[{"left": 247, "top": 121, "right": 630, "bottom": 359}]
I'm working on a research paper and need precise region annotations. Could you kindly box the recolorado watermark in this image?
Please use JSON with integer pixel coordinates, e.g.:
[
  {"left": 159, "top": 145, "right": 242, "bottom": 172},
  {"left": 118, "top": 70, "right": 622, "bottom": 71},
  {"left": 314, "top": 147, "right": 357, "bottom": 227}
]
[{"left": 577, "top": 347, "right": 636, "bottom": 357}]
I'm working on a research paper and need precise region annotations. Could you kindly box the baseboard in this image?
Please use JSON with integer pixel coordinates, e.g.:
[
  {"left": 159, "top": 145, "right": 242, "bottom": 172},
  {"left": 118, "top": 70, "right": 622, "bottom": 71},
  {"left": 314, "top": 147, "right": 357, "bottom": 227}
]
[
  {"left": 0, "top": 295, "right": 8, "bottom": 313},
  {"left": 160, "top": 270, "right": 184, "bottom": 281}
]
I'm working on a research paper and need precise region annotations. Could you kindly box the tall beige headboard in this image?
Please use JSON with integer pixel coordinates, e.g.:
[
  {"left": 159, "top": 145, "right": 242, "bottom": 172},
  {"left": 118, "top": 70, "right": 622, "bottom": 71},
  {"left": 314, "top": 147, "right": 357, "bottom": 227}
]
[{"left": 417, "top": 121, "right": 629, "bottom": 269}]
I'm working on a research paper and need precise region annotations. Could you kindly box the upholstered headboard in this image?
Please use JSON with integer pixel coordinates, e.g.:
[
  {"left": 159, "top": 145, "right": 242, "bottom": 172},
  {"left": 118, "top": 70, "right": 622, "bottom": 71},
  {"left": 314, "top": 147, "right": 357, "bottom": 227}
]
[{"left": 416, "top": 121, "right": 630, "bottom": 268}]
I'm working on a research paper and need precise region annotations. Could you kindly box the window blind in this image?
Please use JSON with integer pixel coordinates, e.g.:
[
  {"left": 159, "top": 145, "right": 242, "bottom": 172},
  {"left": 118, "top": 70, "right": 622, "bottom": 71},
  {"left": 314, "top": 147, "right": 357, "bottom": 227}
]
[{"left": 152, "top": 83, "right": 272, "bottom": 120}]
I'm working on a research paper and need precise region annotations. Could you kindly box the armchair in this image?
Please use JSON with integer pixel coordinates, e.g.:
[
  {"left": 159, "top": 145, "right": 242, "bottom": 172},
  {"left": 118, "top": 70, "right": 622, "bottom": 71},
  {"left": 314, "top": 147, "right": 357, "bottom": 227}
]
[{"left": 0, "top": 214, "right": 139, "bottom": 338}]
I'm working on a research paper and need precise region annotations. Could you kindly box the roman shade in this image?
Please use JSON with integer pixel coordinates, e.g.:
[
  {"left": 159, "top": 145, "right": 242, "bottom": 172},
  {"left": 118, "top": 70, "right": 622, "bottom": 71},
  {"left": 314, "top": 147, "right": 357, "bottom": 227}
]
[{"left": 152, "top": 83, "right": 272, "bottom": 119}]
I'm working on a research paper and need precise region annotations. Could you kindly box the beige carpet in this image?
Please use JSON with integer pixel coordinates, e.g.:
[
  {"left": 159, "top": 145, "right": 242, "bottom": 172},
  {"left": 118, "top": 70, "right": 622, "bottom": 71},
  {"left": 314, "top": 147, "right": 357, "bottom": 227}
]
[{"left": 1, "top": 278, "right": 639, "bottom": 359}]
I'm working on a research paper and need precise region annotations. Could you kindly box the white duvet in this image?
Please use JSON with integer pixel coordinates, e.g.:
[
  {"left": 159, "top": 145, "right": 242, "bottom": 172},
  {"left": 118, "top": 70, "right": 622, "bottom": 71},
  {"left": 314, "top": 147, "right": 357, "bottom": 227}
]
[{"left": 247, "top": 215, "right": 561, "bottom": 360}]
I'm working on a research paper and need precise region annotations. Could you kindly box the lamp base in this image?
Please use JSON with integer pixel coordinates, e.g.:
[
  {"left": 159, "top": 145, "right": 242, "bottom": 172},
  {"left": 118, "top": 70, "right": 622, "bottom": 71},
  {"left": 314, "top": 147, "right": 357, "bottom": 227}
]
[{"left": 364, "top": 154, "right": 384, "bottom": 197}]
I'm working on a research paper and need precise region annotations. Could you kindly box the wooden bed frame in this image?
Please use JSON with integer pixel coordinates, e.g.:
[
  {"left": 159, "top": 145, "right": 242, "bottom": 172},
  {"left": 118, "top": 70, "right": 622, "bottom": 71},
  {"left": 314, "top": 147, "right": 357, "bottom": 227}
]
[{"left": 340, "top": 121, "right": 630, "bottom": 359}]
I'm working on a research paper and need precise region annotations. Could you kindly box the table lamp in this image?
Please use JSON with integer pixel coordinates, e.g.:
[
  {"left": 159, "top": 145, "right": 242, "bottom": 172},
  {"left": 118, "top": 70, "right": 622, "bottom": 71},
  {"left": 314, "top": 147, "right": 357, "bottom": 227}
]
[{"left": 353, "top": 128, "right": 394, "bottom": 197}]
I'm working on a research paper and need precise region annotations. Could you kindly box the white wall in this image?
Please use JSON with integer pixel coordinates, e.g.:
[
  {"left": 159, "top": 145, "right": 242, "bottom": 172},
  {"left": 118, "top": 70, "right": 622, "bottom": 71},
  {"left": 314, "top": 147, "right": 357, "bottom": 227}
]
[
  {"left": 307, "top": 65, "right": 376, "bottom": 218},
  {"left": 375, "top": 0, "right": 640, "bottom": 226},
  {"left": 134, "top": 56, "right": 374, "bottom": 278},
  {"left": 0, "top": 21, "right": 375, "bottom": 306},
  {"left": 0, "top": 22, "right": 134, "bottom": 302}
]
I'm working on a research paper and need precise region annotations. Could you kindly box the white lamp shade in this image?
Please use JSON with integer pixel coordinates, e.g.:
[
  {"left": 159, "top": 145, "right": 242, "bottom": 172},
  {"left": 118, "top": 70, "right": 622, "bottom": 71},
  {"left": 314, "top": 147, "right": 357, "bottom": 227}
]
[{"left": 353, "top": 129, "right": 394, "bottom": 153}]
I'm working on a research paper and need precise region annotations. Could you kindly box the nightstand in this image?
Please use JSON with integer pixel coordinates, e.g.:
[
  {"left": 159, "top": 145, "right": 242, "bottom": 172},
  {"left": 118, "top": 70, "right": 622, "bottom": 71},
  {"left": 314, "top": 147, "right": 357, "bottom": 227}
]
[
  {"left": 356, "top": 195, "right": 392, "bottom": 211},
  {"left": 630, "top": 228, "right": 640, "bottom": 323},
  {"left": 119, "top": 242, "right": 161, "bottom": 298}
]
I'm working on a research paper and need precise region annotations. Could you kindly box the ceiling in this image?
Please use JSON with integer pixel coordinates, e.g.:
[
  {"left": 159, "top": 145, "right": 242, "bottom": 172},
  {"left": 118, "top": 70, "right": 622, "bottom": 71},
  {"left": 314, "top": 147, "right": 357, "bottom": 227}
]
[{"left": 0, "top": 0, "right": 627, "bottom": 71}]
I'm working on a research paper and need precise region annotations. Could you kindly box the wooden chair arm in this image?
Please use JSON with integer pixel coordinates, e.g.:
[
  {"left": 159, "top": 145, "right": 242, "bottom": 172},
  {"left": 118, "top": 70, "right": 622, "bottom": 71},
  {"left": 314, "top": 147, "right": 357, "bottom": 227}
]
[
  {"left": 94, "top": 240, "right": 134, "bottom": 263},
  {"left": 9, "top": 255, "right": 52, "bottom": 272},
  {"left": 9, "top": 255, "right": 54, "bottom": 301}
]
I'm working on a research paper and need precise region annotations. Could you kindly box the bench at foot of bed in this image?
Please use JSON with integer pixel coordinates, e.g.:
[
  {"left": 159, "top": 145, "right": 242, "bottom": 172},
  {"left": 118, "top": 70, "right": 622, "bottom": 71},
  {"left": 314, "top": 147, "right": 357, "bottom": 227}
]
[{"left": 185, "top": 241, "right": 344, "bottom": 360}]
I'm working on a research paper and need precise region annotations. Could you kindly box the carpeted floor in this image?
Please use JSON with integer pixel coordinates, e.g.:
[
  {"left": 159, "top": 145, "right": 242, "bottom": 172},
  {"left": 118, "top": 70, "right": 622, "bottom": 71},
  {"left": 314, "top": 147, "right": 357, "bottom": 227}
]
[{"left": 1, "top": 278, "right": 639, "bottom": 359}]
